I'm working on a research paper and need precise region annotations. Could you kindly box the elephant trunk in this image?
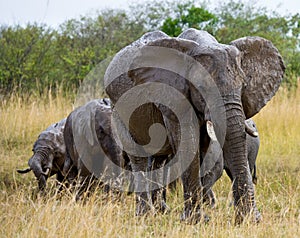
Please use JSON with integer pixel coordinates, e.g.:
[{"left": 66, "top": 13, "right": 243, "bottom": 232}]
[
  {"left": 223, "top": 97, "right": 261, "bottom": 224},
  {"left": 28, "top": 156, "right": 47, "bottom": 191}
]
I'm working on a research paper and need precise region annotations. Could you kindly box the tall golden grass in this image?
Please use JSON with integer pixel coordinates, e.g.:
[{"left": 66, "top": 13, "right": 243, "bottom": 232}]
[{"left": 0, "top": 87, "right": 299, "bottom": 238}]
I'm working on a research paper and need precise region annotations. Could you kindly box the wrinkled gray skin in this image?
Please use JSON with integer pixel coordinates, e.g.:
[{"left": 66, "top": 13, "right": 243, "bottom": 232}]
[
  {"left": 105, "top": 28, "right": 284, "bottom": 224},
  {"left": 62, "top": 98, "right": 130, "bottom": 196},
  {"left": 201, "top": 118, "right": 260, "bottom": 208},
  {"left": 17, "top": 119, "right": 66, "bottom": 191},
  {"left": 154, "top": 118, "right": 260, "bottom": 211}
]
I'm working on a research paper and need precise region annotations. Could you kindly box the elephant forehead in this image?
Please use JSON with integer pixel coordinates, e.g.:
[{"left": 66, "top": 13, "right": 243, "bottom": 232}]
[
  {"left": 148, "top": 38, "right": 199, "bottom": 54},
  {"left": 38, "top": 129, "right": 64, "bottom": 142},
  {"left": 145, "top": 32, "right": 244, "bottom": 91},
  {"left": 136, "top": 30, "right": 170, "bottom": 46},
  {"left": 34, "top": 135, "right": 63, "bottom": 151},
  {"left": 34, "top": 124, "right": 65, "bottom": 153},
  {"left": 178, "top": 28, "right": 218, "bottom": 47}
]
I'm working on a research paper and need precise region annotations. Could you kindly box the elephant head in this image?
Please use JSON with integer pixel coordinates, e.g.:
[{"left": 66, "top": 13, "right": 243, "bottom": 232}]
[
  {"left": 17, "top": 118, "right": 66, "bottom": 191},
  {"left": 104, "top": 28, "right": 285, "bottom": 223}
]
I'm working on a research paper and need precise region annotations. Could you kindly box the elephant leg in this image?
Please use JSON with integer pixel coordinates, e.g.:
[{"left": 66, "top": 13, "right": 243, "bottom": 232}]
[
  {"left": 180, "top": 151, "right": 205, "bottom": 224},
  {"left": 200, "top": 152, "right": 223, "bottom": 209},
  {"left": 150, "top": 156, "right": 170, "bottom": 214},
  {"left": 130, "top": 156, "right": 151, "bottom": 216},
  {"left": 56, "top": 172, "right": 65, "bottom": 192}
]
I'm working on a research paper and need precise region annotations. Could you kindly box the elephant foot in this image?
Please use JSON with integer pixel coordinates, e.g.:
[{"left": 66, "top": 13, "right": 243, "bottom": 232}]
[
  {"left": 203, "top": 189, "right": 216, "bottom": 209},
  {"left": 135, "top": 199, "right": 151, "bottom": 216},
  {"left": 235, "top": 206, "right": 262, "bottom": 225},
  {"left": 180, "top": 206, "right": 209, "bottom": 225},
  {"left": 154, "top": 201, "right": 170, "bottom": 214}
]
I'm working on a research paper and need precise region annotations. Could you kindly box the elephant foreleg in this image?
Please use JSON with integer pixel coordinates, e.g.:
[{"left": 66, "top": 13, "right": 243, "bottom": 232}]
[{"left": 180, "top": 151, "right": 205, "bottom": 224}]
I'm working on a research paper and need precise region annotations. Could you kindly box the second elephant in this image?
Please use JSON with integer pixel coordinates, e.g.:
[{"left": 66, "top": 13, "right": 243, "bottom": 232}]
[
  {"left": 62, "top": 98, "right": 130, "bottom": 197},
  {"left": 200, "top": 118, "right": 260, "bottom": 208}
]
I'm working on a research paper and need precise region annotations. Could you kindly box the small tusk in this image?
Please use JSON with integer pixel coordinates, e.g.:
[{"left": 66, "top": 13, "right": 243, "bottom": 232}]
[
  {"left": 206, "top": 121, "right": 217, "bottom": 141},
  {"left": 245, "top": 122, "right": 259, "bottom": 137},
  {"left": 17, "top": 168, "right": 32, "bottom": 174},
  {"left": 42, "top": 168, "right": 50, "bottom": 176}
]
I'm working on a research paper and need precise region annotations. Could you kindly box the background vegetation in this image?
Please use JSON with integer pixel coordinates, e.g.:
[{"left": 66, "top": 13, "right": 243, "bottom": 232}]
[
  {"left": 0, "top": 0, "right": 299, "bottom": 97},
  {"left": 0, "top": 86, "right": 299, "bottom": 237},
  {"left": 0, "top": 0, "right": 299, "bottom": 237}
]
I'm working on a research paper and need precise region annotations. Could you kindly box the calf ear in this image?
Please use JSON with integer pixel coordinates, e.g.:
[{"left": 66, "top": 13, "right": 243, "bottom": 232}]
[{"left": 230, "top": 36, "right": 285, "bottom": 118}]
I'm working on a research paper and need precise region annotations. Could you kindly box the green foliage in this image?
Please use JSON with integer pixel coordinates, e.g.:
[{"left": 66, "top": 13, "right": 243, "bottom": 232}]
[
  {"left": 0, "top": 9, "right": 144, "bottom": 97},
  {"left": 55, "top": 10, "right": 144, "bottom": 89},
  {"left": 0, "top": 24, "right": 58, "bottom": 95},
  {"left": 161, "top": 5, "right": 219, "bottom": 36},
  {"left": 0, "top": 0, "right": 299, "bottom": 97}
]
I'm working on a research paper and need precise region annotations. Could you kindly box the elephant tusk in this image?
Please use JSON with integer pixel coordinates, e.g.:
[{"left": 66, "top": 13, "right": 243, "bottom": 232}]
[
  {"left": 245, "top": 122, "right": 259, "bottom": 137},
  {"left": 17, "top": 168, "right": 32, "bottom": 174},
  {"left": 42, "top": 168, "right": 50, "bottom": 176},
  {"left": 206, "top": 121, "right": 218, "bottom": 141}
]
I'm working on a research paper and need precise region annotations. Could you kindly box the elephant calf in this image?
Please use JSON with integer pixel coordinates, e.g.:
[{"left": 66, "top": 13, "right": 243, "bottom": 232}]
[
  {"left": 17, "top": 118, "right": 66, "bottom": 191},
  {"left": 62, "top": 98, "right": 130, "bottom": 197},
  {"left": 201, "top": 118, "right": 260, "bottom": 207}
]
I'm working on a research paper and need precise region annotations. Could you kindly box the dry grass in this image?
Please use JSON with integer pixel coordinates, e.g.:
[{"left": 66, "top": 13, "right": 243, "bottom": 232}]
[{"left": 0, "top": 87, "right": 299, "bottom": 238}]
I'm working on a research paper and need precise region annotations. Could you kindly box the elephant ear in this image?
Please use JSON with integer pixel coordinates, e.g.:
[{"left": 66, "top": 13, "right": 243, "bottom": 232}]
[{"left": 230, "top": 36, "right": 285, "bottom": 118}]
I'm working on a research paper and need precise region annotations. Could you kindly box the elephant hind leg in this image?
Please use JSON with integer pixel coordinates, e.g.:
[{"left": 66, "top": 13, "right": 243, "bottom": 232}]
[
  {"left": 149, "top": 155, "right": 170, "bottom": 214},
  {"left": 130, "top": 156, "right": 152, "bottom": 216}
]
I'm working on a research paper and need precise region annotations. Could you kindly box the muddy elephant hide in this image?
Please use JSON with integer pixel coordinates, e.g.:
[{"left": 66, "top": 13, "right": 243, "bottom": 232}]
[
  {"left": 17, "top": 118, "right": 66, "bottom": 190},
  {"left": 104, "top": 28, "right": 284, "bottom": 223}
]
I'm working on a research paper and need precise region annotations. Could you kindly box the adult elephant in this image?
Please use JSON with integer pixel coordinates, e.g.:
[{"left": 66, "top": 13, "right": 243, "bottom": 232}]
[{"left": 104, "top": 28, "right": 285, "bottom": 224}]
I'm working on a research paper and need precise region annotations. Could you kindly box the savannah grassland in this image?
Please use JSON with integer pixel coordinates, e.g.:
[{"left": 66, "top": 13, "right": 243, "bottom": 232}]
[{"left": 0, "top": 86, "right": 299, "bottom": 238}]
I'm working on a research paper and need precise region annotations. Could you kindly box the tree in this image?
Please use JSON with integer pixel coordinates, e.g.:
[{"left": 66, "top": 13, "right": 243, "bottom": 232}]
[
  {"left": 0, "top": 9, "right": 145, "bottom": 96},
  {"left": 0, "top": 24, "right": 58, "bottom": 95},
  {"left": 161, "top": 5, "right": 219, "bottom": 36},
  {"left": 129, "top": 0, "right": 218, "bottom": 36},
  {"left": 0, "top": 0, "right": 299, "bottom": 97}
]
